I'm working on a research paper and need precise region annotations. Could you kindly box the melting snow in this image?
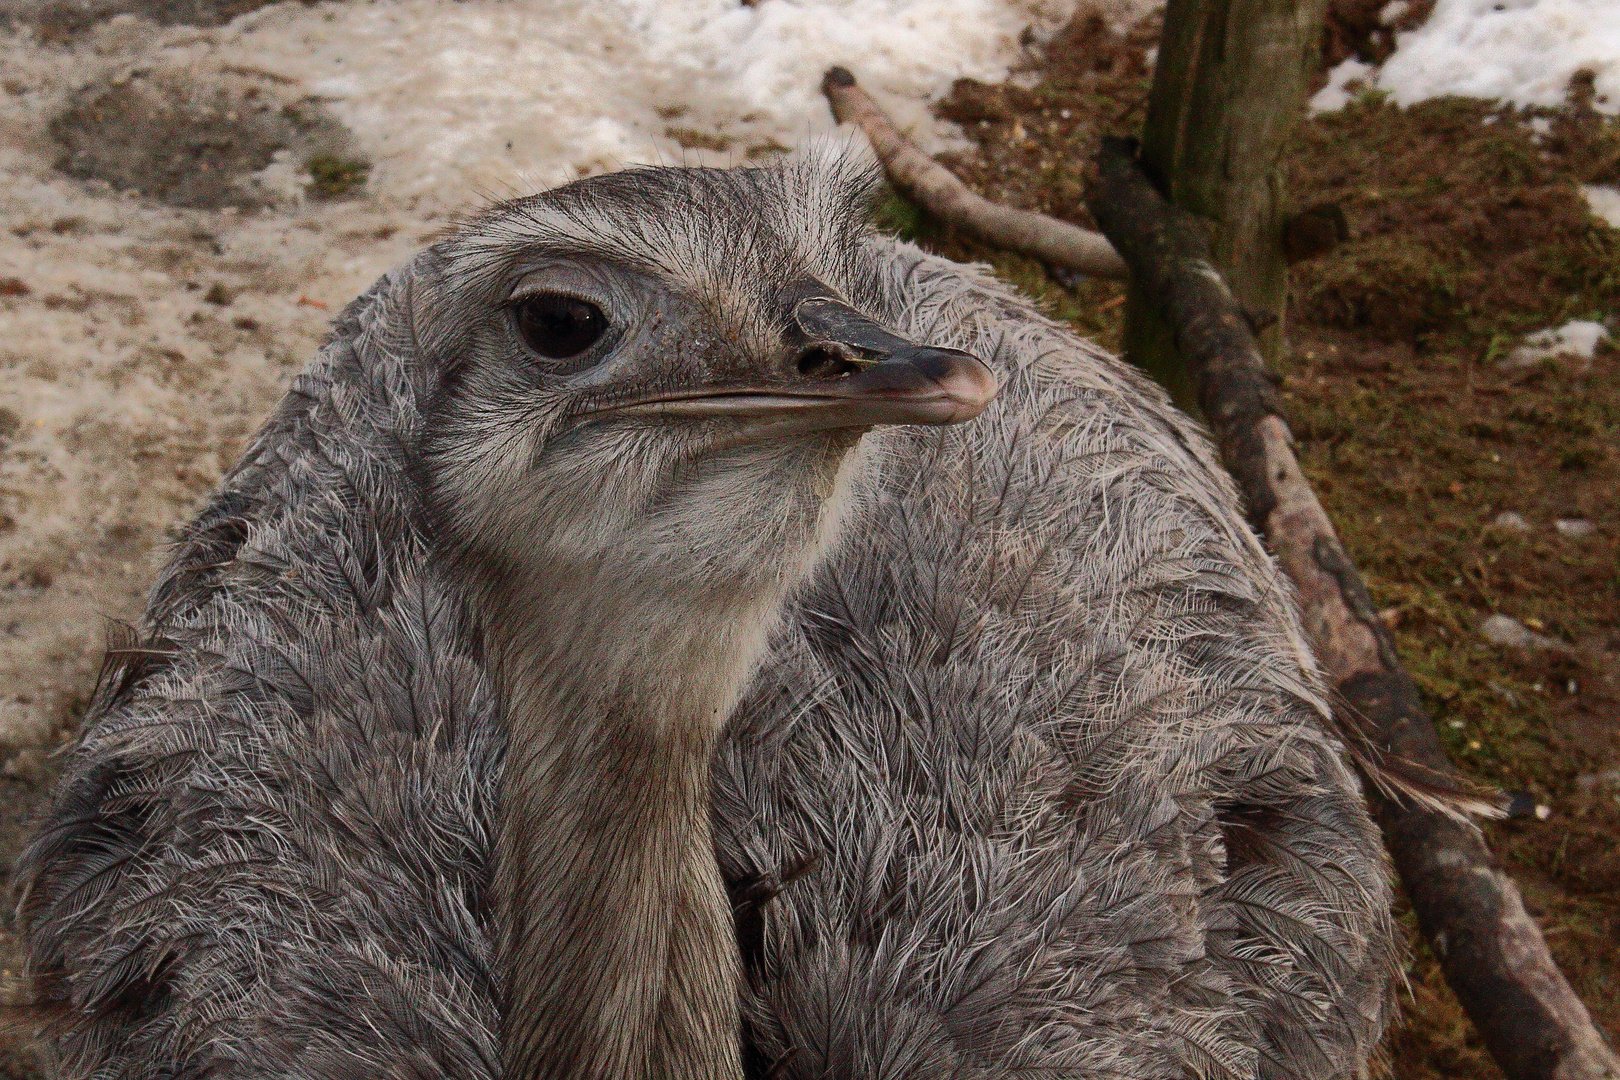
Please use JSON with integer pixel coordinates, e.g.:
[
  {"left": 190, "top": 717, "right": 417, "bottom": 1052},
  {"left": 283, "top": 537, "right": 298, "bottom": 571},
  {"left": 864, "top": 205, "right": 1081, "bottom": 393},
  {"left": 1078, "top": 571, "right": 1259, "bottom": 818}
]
[
  {"left": 1582, "top": 185, "right": 1620, "bottom": 228},
  {"left": 1501, "top": 319, "right": 1613, "bottom": 367},
  {"left": 206, "top": 0, "right": 1080, "bottom": 204},
  {"left": 1309, "top": 59, "right": 1376, "bottom": 112},
  {"left": 1314, "top": 0, "right": 1620, "bottom": 114}
]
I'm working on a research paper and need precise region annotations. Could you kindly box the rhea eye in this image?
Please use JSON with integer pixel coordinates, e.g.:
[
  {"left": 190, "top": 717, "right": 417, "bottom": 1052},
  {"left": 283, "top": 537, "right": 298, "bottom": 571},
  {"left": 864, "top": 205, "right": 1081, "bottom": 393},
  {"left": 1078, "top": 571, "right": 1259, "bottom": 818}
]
[{"left": 513, "top": 293, "right": 608, "bottom": 360}]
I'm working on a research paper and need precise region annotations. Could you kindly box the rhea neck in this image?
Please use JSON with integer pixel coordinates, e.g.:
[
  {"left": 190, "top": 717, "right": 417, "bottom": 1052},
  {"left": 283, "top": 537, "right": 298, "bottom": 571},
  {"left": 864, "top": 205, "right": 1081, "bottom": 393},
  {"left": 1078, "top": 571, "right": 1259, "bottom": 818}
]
[{"left": 482, "top": 562, "right": 783, "bottom": 1080}]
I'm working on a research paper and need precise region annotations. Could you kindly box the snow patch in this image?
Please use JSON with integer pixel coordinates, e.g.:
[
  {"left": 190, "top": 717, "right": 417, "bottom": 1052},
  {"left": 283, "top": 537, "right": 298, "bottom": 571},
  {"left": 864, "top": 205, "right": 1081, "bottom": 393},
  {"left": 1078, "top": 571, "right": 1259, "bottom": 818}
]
[
  {"left": 1310, "top": 59, "right": 1376, "bottom": 112},
  {"left": 1582, "top": 184, "right": 1620, "bottom": 228},
  {"left": 1316, "top": 0, "right": 1620, "bottom": 114},
  {"left": 1501, "top": 319, "right": 1612, "bottom": 367},
  {"left": 185, "top": 0, "right": 1082, "bottom": 207}
]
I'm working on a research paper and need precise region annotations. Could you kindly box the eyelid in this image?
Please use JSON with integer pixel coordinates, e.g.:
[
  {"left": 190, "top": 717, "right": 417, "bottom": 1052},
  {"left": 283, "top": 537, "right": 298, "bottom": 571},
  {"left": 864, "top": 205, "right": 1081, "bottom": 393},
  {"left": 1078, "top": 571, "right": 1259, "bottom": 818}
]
[
  {"left": 509, "top": 266, "right": 604, "bottom": 303},
  {"left": 508, "top": 290, "right": 604, "bottom": 324}
]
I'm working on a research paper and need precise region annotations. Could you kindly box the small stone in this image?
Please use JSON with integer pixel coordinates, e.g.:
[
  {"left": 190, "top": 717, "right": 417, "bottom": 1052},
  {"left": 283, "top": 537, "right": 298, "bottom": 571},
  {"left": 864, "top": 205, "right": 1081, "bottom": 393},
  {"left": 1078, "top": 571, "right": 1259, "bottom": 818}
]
[
  {"left": 1492, "top": 511, "right": 1531, "bottom": 532},
  {"left": 1480, "top": 614, "right": 1529, "bottom": 646},
  {"left": 1478, "top": 614, "right": 1567, "bottom": 652},
  {"left": 1554, "top": 518, "right": 1596, "bottom": 538}
]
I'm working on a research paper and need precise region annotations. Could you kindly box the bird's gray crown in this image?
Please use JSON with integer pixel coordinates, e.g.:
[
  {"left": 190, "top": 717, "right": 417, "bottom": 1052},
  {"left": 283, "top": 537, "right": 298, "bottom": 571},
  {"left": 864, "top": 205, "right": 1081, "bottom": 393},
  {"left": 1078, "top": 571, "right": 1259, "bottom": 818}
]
[
  {"left": 428, "top": 146, "right": 889, "bottom": 364},
  {"left": 401, "top": 147, "right": 995, "bottom": 620}
]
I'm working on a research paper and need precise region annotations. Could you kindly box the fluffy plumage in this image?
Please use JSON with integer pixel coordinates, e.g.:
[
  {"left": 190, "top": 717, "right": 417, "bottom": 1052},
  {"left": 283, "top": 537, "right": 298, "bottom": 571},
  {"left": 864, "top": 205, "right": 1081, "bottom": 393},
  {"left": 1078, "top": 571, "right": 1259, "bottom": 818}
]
[
  {"left": 17, "top": 151, "right": 1395, "bottom": 1080},
  {"left": 720, "top": 251, "right": 1396, "bottom": 1080}
]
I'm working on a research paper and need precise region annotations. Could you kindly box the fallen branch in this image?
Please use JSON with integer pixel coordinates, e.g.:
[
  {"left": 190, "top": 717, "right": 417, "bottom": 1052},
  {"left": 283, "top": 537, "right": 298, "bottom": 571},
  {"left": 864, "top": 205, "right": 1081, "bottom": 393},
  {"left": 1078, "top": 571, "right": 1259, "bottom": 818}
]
[
  {"left": 1084, "top": 134, "right": 1620, "bottom": 1080},
  {"left": 820, "top": 67, "right": 1128, "bottom": 280}
]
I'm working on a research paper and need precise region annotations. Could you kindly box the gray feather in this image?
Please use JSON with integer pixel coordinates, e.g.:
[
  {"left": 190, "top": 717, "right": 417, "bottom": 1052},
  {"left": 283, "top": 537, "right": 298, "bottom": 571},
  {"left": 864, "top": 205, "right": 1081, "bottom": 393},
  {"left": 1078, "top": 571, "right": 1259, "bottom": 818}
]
[
  {"left": 17, "top": 151, "right": 1396, "bottom": 1080},
  {"left": 717, "top": 246, "right": 1396, "bottom": 1080}
]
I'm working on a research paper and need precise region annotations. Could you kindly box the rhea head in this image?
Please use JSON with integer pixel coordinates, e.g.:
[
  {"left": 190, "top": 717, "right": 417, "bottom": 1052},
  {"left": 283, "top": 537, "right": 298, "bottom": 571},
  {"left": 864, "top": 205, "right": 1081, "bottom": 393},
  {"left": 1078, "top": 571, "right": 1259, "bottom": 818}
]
[{"left": 412, "top": 153, "right": 996, "bottom": 687}]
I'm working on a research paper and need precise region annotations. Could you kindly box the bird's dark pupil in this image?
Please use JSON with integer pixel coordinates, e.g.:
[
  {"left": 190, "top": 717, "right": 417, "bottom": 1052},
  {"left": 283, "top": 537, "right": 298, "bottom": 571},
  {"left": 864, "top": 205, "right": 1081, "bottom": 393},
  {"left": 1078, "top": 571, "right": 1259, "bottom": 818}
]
[{"left": 515, "top": 294, "right": 607, "bottom": 359}]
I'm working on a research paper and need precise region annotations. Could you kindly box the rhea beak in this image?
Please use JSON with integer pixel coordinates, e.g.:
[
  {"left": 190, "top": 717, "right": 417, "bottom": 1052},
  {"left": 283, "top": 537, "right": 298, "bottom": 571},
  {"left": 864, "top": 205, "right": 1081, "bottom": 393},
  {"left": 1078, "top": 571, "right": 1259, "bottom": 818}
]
[{"left": 595, "top": 298, "right": 997, "bottom": 432}]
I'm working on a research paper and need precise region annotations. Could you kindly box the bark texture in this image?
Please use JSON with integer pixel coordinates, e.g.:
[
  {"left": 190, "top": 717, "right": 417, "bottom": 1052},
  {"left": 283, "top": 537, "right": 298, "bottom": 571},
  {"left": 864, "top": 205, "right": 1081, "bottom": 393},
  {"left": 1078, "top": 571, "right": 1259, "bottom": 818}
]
[
  {"left": 820, "top": 67, "right": 1128, "bottom": 280},
  {"left": 1124, "top": 0, "right": 1326, "bottom": 407},
  {"left": 1085, "top": 135, "right": 1620, "bottom": 1080}
]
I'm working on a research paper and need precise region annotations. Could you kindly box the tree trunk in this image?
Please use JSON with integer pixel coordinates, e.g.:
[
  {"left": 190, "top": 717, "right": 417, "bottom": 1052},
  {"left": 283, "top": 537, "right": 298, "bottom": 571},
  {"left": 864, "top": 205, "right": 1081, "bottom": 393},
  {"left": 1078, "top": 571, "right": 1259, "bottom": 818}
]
[{"left": 1125, "top": 0, "right": 1325, "bottom": 409}]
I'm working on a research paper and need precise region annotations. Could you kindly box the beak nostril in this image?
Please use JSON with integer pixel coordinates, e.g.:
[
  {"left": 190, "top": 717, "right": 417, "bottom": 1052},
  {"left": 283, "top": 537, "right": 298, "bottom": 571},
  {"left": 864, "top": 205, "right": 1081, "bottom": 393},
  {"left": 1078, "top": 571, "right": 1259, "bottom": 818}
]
[{"left": 797, "top": 346, "right": 861, "bottom": 380}]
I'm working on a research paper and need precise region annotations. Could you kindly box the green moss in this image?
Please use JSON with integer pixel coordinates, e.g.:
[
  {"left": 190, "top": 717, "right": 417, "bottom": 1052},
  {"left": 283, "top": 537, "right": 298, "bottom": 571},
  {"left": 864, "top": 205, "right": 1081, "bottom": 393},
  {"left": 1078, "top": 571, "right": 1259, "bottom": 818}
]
[
  {"left": 984, "top": 252, "right": 1124, "bottom": 342},
  {"left": 870, "top": 186, "right": 930, "bottom": 242},
  {"left": 1289, "top": 96, "right": 1620, "bottom": 356},
  {"left": 305, "top": 153, "right": 371, "bottom": 199}
]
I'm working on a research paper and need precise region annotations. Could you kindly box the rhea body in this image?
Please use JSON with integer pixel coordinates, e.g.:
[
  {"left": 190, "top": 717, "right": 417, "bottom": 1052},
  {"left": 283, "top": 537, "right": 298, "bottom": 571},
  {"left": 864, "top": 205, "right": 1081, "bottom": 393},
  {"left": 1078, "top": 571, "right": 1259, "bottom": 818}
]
[{"left": 20, "top": 154, "right": 1396, "bottom": 1080}]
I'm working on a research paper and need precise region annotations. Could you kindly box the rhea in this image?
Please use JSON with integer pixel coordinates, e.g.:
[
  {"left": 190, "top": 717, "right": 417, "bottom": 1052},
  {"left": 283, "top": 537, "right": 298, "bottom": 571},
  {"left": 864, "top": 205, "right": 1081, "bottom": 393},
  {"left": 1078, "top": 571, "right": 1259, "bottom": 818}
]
[{"left": 19, "top": 152, "right": 1397, "bottom": 1080}]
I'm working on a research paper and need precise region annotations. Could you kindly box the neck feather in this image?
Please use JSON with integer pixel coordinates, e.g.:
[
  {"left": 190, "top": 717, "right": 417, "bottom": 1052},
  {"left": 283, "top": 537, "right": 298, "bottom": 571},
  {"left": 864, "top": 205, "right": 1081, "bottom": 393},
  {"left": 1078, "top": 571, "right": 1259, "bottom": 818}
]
[{"left": 486, "top": 579, "right": 775, "bottom": 1080}]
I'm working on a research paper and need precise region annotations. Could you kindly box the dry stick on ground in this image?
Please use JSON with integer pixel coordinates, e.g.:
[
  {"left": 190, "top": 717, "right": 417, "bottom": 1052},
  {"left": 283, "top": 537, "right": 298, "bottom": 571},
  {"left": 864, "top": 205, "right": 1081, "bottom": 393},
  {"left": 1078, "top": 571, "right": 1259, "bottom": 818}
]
[
  {"left": 820, "top": 67, "right": 1129, "bottom": 280},
  {"left": 1084, "top": 135, "right": 1620, "bottom": 1080}
]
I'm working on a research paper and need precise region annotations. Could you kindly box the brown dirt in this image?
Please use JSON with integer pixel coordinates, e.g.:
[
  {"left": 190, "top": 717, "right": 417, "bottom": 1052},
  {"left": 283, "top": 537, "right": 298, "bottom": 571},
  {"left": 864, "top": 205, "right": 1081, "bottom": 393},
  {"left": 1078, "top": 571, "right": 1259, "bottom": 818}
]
[
  {"left": 906, "top": 10, "right": 1620, "bottom": 1080},
  {"left": 1289, "top": 91, "right": 1620, "bottom": 352},
  {"left": 1, "top": 777, "right": 44, "bottom": 1080},
  {"left": 0, "top": 0, "right": 291, "bottom": 42},
  {"left": 1320, "top": 0, "right": 1437, "bottom": 68},
  {"left": 50, "top": 65, "right": 366, "bottom": 210}
]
